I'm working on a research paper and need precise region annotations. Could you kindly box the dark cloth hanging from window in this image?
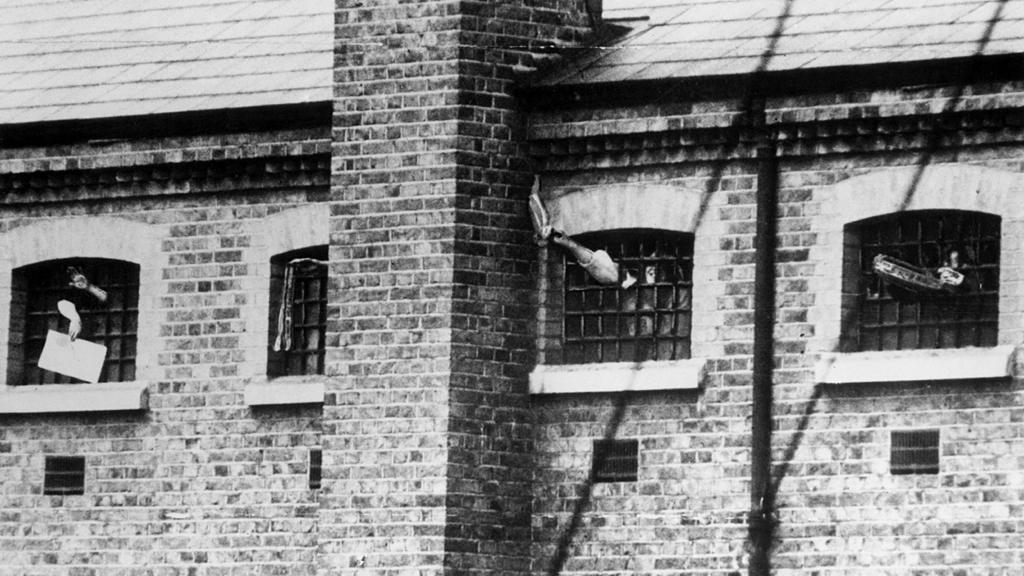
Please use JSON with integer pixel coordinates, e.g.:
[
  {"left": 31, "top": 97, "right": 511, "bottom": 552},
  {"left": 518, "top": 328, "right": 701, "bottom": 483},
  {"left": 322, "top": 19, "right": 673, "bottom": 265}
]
[
  {"left": 273, "top": 260, "right": 296, "bottom": 352},
  {"left": 273, "top": 257, "right": 326, "bottom": 353}
]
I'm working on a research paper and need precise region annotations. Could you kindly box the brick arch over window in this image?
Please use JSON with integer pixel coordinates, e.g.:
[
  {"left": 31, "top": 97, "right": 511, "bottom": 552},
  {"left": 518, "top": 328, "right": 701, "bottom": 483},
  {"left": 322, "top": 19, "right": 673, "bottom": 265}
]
[
  {"left": 545, "top": 185, "right": 706, "bottom": 236},
  {"left": 263, "top": 205, "right": 329, "bottom": 261},
  {"left": 537, "top": 184, "right": 717, "bottom": 364},
  {"left": 809, "top": 164, "right": 1024, "bottom": 353},
  {"left": 0, "top": 217, "right": 161, "bottom": 384}
]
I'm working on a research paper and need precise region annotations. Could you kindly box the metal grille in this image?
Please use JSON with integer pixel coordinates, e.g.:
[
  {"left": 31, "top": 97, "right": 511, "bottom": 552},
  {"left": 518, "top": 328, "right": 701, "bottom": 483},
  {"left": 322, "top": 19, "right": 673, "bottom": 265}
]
[
  {"left": 855, "top": 211, "right": 999, "bottom": 351},
  {"left": 44, "top": 456, "right": 86, "bottom": 495},
  {"left": 563, "top": 230, "right": 693, "bottom": 364},
  {"left": 309, "top": 447, "right": 322, "bottom": 490},
  {"left": 20, "top": 259, "right": 139, "bottom": 384},
  {"left": 890, "top": 429, "right": 940, "bottom": 475},
  {"left": 592, "top": 439, "right": 639, "bottom": 483},
  {"left": 268, "top": 247, "right": 328, "bottom": 377}
]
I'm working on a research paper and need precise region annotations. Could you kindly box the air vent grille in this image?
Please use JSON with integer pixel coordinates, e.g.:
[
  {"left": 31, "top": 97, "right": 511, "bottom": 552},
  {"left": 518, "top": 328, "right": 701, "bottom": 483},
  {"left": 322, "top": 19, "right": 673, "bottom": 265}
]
[
  {"left": 891, "top": 429, "right": 940, "bottom": 475},
  {"left": 592, "top": 439, "right": 638, "bottom": 483},
  {"left": 44, "top": 456, "right": 85, "bottom": 495}
]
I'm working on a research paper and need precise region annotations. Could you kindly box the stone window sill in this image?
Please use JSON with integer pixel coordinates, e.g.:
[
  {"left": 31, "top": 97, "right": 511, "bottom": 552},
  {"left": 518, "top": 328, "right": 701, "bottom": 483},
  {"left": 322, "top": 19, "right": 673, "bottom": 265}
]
[
  {"left": 244, "top": 376, "right": 325, "bottom": 406},
  {"left": 816, "top": 345, "right": 1017, "bottom": 385},
  {"left": 530, "top": 359, "right": 707, "bottom": 395},
  {"left": 0, "top": 381, "right": 149, "bottom": 414}
]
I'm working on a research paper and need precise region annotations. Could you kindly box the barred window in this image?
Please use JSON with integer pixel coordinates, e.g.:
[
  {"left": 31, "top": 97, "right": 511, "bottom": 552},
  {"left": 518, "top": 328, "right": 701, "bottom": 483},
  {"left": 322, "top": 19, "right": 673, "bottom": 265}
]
[
  {"left": 10, "top": 258, "right": 138, "bottom": 385},
  {"left": 563, "top": 230, "right": 693, "bottom": 364},
  {"left": 844, "top": 210, "right": 999, "bottom": 352},
  {"left": 268, "top": 246, "right": 328, "bottom": 377}
]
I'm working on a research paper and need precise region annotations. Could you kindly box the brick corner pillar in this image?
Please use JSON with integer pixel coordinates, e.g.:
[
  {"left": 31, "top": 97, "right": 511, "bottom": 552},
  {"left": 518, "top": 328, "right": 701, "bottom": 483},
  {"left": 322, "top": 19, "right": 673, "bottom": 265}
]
[{"left": 324, "top": 2, "right": 593, "bottom": 575}]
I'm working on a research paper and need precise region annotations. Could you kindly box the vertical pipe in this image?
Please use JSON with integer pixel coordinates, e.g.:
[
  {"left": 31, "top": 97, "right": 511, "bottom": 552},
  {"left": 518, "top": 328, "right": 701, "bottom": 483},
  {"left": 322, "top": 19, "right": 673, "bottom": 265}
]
[{"left": 748, "top": 98, "right": 777, "bottom": 576}]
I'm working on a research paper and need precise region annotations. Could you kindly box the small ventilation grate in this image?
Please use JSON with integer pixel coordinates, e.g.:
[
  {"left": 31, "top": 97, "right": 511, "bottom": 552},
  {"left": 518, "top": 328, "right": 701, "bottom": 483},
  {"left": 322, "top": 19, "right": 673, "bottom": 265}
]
[
  {"left": 44, "top": 456, "right": 85, "bottom": 495},
  {"left": 891, "top": 429, "right": 940, "bottom": 475},
  {"left": 592, "top": 439, "right": 639, "bottom": 483},
  {"left": 309, "top": 447, "right": 322, "bottom": 490}
]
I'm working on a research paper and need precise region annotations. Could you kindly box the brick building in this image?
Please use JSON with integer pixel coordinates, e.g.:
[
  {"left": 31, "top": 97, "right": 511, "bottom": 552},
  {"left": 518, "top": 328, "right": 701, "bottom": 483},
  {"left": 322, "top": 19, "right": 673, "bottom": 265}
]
[{"left": 1, "top": 1, "right": 1023, "bottom": 575}]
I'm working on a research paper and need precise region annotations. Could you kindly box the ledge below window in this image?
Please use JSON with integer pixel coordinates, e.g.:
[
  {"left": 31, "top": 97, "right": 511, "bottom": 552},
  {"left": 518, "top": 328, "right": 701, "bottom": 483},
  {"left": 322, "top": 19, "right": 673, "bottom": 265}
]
[
  {"left": 530, "top": 359, "right": 708, "bottom": 395},
  {"left": 0, "top": 381, "right": 149, "bottom": 414},
  {"left": 816, "top": 346, "right": 1017, "bottom": 385},
  {"left": 244, "top": 377, "right": 325, "bottom": 407}
]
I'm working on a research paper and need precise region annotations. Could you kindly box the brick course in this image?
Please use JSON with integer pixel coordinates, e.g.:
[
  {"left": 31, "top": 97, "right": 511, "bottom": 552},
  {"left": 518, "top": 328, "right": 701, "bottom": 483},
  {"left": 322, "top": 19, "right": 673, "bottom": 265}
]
[
  {"left": 328, "top": 1, "right": 591, "bottom": 575},
  {"left": 0, "top": 127, "right": 330, "bottom": 575},
  {"left": 527, "top": 81, "right": 1024, "bottom": 576},
  {"left": 1, "top": 4, "right": 1023, "bottom": 576}
]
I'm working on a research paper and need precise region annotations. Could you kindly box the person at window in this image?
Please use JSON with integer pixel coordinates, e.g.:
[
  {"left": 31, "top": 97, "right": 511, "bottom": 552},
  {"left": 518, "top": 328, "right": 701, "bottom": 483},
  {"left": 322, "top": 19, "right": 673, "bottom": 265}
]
[
  {"left": 938, "top": 245, "right": 980, "bottom": 292},
  {"left": 56, "top": 266, "right": 107, "bottom": 341}
]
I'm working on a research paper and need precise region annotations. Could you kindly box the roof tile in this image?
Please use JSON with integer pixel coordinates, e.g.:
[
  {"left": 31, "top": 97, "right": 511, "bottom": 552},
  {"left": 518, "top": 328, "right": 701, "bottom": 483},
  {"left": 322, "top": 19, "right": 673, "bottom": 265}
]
[
  {"left": 548, "top": 0, "right": 1024, "bottom": 86},
  {"left": 6, "top": 0, "right": 1024, "bottom": 118},
  {"left": 0, "top": 0, "right": 333, "bottom": 124}
]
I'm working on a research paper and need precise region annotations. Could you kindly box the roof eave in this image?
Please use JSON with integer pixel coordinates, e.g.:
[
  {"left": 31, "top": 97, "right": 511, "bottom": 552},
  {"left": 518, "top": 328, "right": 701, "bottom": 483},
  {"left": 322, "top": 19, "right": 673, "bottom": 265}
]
[
  {"left": 521, "top": 53, "right": 1024, "bottom": 111},
  {"left": 0, "top": 101, "right": 332, "bottom": 149}
]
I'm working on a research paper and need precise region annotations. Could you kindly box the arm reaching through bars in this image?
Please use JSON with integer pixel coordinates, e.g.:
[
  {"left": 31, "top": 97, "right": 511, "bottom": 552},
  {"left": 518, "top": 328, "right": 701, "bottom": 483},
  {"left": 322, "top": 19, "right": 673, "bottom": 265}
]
[
  {"left": 549, "top": 232, "right": 636, "bottom": 288},
  {"left": 529, "top": 176, "right": 636, "bottom": 288},
  {"left": 68, "top": 266, "right": 108, "bottom": 303}
]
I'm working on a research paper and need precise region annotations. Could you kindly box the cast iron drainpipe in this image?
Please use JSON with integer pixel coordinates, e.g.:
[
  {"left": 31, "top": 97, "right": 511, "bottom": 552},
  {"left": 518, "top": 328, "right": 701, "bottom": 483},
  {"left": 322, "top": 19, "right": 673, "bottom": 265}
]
[{"left": 748, "top": 98, "right": 778, "bottom": 576}]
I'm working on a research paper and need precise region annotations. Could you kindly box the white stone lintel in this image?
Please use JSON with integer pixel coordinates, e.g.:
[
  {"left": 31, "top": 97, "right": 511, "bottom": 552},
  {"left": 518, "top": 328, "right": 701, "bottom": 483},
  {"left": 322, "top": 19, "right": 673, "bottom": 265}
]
[
  {"left": 816, "top": 346, "right": 1017, "bottom": 385},
  {"left": 530, "top": 359, "right": 707, "bottom": 395},
  {"left": 244, "top": 379, "right": 325, "bottom": 406},
  {"left": 0, "top": 381, "right": 149, "bottom": 414}
]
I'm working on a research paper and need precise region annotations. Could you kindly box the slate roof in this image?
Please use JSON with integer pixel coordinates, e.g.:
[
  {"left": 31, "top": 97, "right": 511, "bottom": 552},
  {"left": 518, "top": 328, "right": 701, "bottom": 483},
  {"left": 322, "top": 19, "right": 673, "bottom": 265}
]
[
  {"left": 4, "top": 1, "right": 1022, "bottom": 124},
  {"left": 0, "top": 0, "right": 333, "bottom": 125},
  {"left": 542, "top": 0, "right": 1024, "bottom": 86}
]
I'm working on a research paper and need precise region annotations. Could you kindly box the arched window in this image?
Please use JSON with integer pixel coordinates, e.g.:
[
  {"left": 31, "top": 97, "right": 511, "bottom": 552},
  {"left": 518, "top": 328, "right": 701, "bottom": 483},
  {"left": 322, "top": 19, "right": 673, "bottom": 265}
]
[
  {"left": 267, "top": 246, "right": 328, "bottom": 377},
  {"left": 562, "top": 229, "right": 693, "bottom": 363},
  {"left": 10, "top": 258, "right": 139, "bottom": 384},
  {"left": 842, "top": 210, "right": 1000, "bottom": 352}
]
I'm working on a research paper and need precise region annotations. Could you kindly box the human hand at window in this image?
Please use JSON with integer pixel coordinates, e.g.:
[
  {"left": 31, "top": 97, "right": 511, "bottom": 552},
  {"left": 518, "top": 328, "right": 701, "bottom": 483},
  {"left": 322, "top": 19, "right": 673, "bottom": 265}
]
[
  {"left": 67, "top": 266, "right": 108, "bottom": 302},
  {"left": 57, "top": 299, "right": 82, "bottom": 341},
  {"left": 68, "top": 268, "right": 89, "bottom": 290}
]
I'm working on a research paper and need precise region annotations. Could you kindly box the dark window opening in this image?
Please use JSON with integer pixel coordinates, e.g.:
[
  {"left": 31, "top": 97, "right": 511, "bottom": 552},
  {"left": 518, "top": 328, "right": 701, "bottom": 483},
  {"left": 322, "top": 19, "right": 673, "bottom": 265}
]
[
  {"left": 44, "top": 456, "right": 86, "bottom": 495},
  {"left": 844, "top": 211, "right": 999, "bottom": 352},
  {"left": 563, "top": 230, "right": 693, "bottom": 364},
  {"left": 309, "top": 447, "right": 322, "bottom": 490},
  {"left": 268, "top": 246, "right": 328, "bottom": 377},
  {"left": 592, "top": 439, "right": 639, "bottom": 483},
  {"left": 12, "top": 258, "right": 139, "bottom": 385},
  {"left": 891, "top": 429, "right": 940, "bottom": 475}
]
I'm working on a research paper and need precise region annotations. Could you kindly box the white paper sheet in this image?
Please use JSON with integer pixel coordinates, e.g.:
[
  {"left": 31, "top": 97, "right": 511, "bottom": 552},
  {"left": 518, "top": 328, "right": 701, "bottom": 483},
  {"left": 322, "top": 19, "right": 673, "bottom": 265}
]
[{"left": 37, "top": 330, "right": 107, "bottom": 383}]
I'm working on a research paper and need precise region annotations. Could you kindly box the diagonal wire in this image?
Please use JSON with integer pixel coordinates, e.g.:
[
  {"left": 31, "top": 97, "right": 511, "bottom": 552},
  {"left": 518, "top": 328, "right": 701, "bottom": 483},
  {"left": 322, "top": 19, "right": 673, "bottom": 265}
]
[
  {"left": 544, "top": 1, "right": 1010, "bottom": 574},
  {"left": 896, "top": 0, "right": 1010, "bottom": 212},
  {"left": 544, "top": 4, "right": 796, "bottom": 575},
  {"left": 545, "top": 391, "right": 634, "bottom": 576},
  {"left": 766, "top": 384, "right": 824, "bottom": 508}
]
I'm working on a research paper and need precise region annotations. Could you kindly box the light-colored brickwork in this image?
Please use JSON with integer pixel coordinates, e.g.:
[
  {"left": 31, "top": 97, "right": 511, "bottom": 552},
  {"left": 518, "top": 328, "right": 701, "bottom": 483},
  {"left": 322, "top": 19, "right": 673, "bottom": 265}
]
[
  {"left": 1, "top": 3, "right": 1023, "bottom": 576},
  {"left": 527, "top": 81, "right": 1024, "bottom": 575},
  {"left": 0, "top": 128, "right": 330, "bottom": 575}
]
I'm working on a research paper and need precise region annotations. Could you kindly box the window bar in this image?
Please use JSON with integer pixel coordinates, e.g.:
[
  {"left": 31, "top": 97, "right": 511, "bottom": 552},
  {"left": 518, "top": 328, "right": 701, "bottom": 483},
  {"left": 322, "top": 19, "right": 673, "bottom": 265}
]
[
  {"left": 562, "top": 232, "right": 693, "bottom": 363},
  {"left": 295, "top": 275, "right": 308, "bottom": 374}
]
